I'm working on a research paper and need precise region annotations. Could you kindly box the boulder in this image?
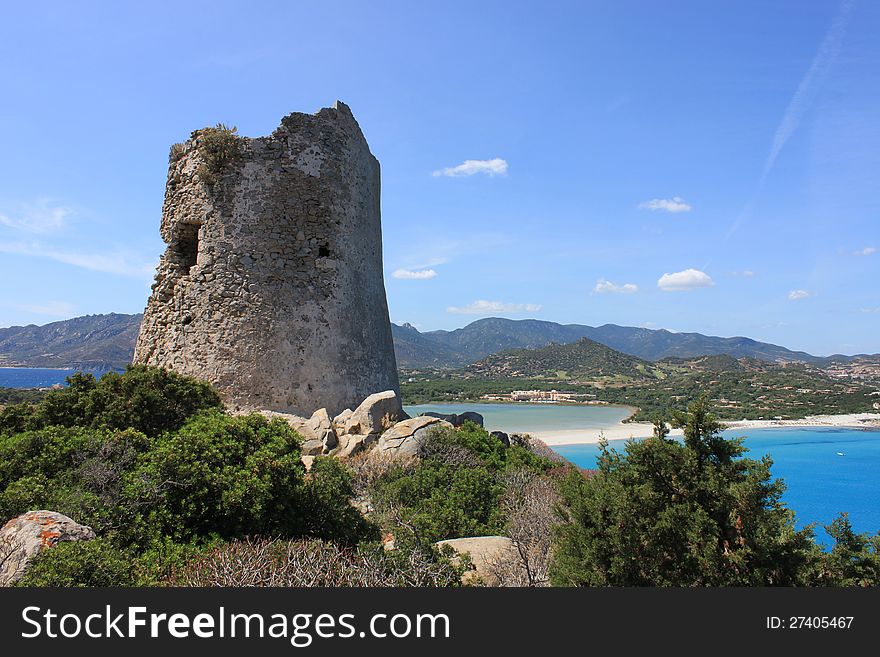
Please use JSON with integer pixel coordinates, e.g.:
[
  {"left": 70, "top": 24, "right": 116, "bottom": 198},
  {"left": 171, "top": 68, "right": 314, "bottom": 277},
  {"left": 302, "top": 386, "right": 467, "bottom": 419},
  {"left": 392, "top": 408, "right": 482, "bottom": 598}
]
[
  {"left": 375, "top": 416, "right": 453, "bottom": 458},
  {"left": 458, "top": 411, "right": 484, "bottom": 427},
  {"left": 333, "top": 408, "right": 353, "bottom": 434},
  {"left": 306, "top": 408, "right": 337, "bottom": 450},
  {"left": 421, "top": 411, "right": 458, "bottom": 424},
  {"left": 343, "top": 390, "right": 404, "bottom": 437},
  {"left": 300, "top": 439, "right": 325, "bottom": 456},
  {"left": 0, "top": 511, "right": 96, "bottom": 586},
  {"left": 435, "top": 536, "right": 519, "bottom": 587},
  {"left": 490, "top": 430, "right": 510, "bottom": 447},
  {"left": 301, "top": 455, "right": 316, "bottom": 471},
  {"left": 333, "top": 433, "right": 376, "bottom": 459},
  {"left": 256, "top": 410, "right": 312, "bottom": 438},
  {"left": 419, "top": 411, "right": 484, "bottom": 428}
]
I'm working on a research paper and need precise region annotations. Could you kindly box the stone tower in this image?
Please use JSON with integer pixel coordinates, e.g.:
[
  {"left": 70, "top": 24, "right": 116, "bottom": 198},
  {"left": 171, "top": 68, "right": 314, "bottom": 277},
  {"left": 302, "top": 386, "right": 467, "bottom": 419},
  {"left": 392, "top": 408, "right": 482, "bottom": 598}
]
[{"left": 134, "top": 101, "right": 400, "bottom": 417}]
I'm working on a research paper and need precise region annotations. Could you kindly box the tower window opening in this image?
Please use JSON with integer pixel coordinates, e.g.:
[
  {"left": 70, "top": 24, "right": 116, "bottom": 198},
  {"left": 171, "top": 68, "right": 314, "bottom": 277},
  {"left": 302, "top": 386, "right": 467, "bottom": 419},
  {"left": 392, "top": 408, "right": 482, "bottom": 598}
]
[{"left": 174, "top": 224, "right": 200, "bottom": 273}]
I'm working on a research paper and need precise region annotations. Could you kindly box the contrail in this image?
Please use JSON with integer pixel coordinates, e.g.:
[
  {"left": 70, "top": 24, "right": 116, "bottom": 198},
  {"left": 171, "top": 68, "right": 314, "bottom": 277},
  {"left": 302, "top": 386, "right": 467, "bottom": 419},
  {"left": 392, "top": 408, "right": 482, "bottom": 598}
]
[
  {"left": 721, "top": 0, "right": 855, "bottom": 246},
  {"left": 761, "top": 0, "right": 854, "bottom": 183}
]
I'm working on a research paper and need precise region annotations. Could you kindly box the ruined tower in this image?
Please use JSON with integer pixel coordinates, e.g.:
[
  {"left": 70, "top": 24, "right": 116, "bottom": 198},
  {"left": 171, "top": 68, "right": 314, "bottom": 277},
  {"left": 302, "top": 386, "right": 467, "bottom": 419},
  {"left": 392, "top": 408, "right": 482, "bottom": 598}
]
[{"left": 134, "top": 101, "right": 400, "bottom": 416}]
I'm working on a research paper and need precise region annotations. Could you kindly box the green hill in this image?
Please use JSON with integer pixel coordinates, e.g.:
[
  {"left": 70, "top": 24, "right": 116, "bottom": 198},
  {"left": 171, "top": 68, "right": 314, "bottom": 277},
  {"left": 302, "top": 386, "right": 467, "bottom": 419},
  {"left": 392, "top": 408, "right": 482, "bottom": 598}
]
[{"left": 465, "top": 337, "right": 663, "bottom": 381}]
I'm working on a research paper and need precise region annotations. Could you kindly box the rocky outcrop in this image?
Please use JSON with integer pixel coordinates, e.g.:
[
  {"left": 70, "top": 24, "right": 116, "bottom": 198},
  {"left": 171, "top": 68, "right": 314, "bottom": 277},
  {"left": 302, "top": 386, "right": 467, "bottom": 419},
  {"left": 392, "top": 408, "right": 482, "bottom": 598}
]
[
  {"left": 343, "top": 390, "right": 405, "bottom": 437},
  {"left": 0, "top": 511, "right": 96, "bottom": 586},
  {"left": 134, "top": 102, "right": 400, "bottom": 417},
  {"left": 374, "top": 416, "right": 452, "bottom": 458},
  {"left": 255, "top": 407, "right": 338, "bottom": 456},
  {"left": 436, "top": 536, "right": 519, "bottom": 587}
]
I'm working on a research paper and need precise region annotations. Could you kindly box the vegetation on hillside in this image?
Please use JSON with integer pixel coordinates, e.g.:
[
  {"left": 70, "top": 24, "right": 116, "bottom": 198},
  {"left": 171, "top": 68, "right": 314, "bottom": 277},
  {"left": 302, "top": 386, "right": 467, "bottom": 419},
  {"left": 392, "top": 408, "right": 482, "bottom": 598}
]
[
  {"left": 466, "top": 337, "right": 664, "bottom": 381},
  {"left": 3, "top": 367, "right": 878, "bottom": 587},
  {"left": 402, "top": 356, "right": 879, "bottom": 421}
]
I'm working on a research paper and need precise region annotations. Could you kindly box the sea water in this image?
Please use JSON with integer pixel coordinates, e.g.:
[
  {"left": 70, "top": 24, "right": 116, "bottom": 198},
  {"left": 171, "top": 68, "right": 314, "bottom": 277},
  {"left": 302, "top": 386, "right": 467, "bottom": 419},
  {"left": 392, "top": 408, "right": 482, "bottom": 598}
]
[
  {"left": 0, "top": 367, "right": 79, "bottom": 388},
  {"left": 0, "top": 367, "right": 120, "bottom": 388},
  {"left": 404, "top": 402, "right": 633, "bottom": 434},
  {"left": 405, "top": 403, "right": 880, "bottom": 543},
  {"left": 555, "top": 427, "right": 880, "bottom": 544}
]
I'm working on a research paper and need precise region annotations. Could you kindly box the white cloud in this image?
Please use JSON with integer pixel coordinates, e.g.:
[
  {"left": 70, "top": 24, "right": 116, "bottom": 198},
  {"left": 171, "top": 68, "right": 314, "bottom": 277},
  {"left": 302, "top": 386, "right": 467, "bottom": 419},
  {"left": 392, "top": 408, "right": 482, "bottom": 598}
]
[
  {"left": 594, "top": 278, "right": 638, "bottom": 294},
  {"left": 392, "top": 268, "right": 437, "bottom": 280},
  {"left": 762, "top": 1, "right": 853, "bottom": 180},
  {"left": 17, "top": 301, "right": 76, "bottom": 317},
  {"left": 854, "top": 246, "right": 877, "bottom": 256},
  {"left": 0, "top": 200, "right": 71, "bottom": 234},
  {"left": 788, "top": 289, "right": 812, "bottom": 301},
  {"left": 638, "top": 196, "right": 692, "bottom": 213},
  {"left": 861, "top": 307, "right": 880, "bottom": 314},
  {"left": 731, "top": 269, "right": 755, "bottom": 277},
  {"left": 0, "top": 241, "right": 156, "bottom": 278},
  {"left": 432, "top": 158, "right": 508, "bottom": 178},
  {"left": 446, "top": 300, "right": 542, "bottom": 315},
  {"left": 657, "top": 268, "right": 714, "bottom": 291}
]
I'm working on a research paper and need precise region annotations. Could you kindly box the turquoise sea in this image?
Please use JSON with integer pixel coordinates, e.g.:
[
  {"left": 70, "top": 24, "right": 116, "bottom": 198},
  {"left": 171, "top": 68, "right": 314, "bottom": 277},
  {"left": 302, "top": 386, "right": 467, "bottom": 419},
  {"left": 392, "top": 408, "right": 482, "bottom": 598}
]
[{"left": 406, "top": 402, "right": 880, "bottom": 544}]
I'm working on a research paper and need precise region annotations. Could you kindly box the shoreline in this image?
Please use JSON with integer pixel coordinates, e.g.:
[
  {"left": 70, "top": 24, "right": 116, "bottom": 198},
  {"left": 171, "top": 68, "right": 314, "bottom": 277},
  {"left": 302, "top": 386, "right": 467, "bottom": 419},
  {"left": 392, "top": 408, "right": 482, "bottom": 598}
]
[{"left": 532, "top": 412, "right": 880, "bottom": 446}]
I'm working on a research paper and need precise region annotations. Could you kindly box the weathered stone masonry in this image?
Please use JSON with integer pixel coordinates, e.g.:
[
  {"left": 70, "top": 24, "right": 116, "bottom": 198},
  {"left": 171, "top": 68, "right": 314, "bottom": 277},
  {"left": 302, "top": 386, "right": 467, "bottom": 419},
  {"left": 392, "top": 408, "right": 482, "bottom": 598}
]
[{"left": 134, "top": 101, "right": 400, "bottom": 416}]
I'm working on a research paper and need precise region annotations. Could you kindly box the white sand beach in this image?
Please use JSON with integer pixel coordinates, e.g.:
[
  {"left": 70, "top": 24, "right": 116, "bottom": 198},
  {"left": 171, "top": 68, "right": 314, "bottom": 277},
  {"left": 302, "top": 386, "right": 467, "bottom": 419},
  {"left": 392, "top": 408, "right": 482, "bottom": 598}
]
[{"left": 530, "top": 412, "right": 880, "bottom": 446}]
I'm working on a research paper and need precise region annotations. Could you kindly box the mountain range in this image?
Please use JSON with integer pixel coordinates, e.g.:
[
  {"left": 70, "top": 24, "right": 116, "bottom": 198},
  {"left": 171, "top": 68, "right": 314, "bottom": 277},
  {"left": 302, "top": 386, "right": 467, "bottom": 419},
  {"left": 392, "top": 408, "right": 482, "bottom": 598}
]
[
  {"left": 0, "top": 313, "right": 867, "bottom": 372},
  {"left": 391, "top": 317, "right": 856, "bottom": 368}
]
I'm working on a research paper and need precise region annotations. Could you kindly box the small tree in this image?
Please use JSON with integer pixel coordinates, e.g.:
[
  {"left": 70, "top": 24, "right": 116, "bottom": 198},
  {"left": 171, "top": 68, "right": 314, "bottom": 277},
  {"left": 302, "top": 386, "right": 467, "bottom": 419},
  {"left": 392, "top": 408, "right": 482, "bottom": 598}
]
[
  {"left": 816, "top": 513, "right": 880, "bottom": 586},
  {"left": 551, "top": 395, "right": 816, "bottom": 586}
]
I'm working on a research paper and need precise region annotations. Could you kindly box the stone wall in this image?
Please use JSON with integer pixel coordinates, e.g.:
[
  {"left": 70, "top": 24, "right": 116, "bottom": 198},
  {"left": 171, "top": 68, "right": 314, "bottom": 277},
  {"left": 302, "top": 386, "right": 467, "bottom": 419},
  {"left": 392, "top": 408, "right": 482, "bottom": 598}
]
[{"left": 134, "top": 101, "right": 400, "bottom": 416}]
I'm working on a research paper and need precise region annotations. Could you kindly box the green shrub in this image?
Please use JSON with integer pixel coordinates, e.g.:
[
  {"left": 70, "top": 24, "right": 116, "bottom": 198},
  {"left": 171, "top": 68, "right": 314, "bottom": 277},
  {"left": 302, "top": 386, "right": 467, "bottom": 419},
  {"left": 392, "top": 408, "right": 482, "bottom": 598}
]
[
  {"left": 16, "top": 538, "right": 136, "bottom": 587},
  {"left": 815, "top": 514, "right": 880, "bottom": 586},
  {"left": 0, "top": 365, "right": 223, "bottom": 438},
  {"left": 0, "top": 426, "right": 150, "bottom": 531},
  {"left": 194, "top": 123, "right": 241, "bottom": 185},
  {"left": 128, "top": 411, "right": 305, "bottom": 541},
  {"left": 298, "top": 456, "right": 379, "bottom": 545},
  {"left": 550, "top": 396, "right": 816, "bottom": 586},
  {"left": 370, "top": 422, "right": 554, "bottom": 545}
]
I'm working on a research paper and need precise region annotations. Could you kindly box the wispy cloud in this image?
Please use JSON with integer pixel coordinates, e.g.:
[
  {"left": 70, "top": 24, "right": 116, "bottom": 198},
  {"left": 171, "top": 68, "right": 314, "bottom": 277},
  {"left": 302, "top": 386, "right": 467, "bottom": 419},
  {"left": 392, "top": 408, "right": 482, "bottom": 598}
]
[
  {"left": 433, "top": 158, "right": 508, "bottom": 178},
  {"left": 762, "top": 0, "right": 853, "bottom": 181},
  {"left": 446, "top": 300, "right": 542, "bottom": 315},
  {"left": 854, "top": 246, "right": 876, "bottom": 256},
  {"left": 638, "top": 197, "right": 692, "bottom": 213},
  {"left": 392, "top": 268, "right": 437, "bottom": 280},
  {"left": 0, "top": 200, "right": 71, "bottom": 234},
  {"left": 788, "top": 289, "right": 812, "bottom": 301},
  {"left": 594, "top": 278, "right": 638, "bottom": 294},
  {"left": 0, "top": 241, "right": 156, "bottom": 278},
  {"left": 730, "top": 270, "right": 756, "bottom": 277},
  {"left": 657, "top": 268, "right": 714, "bottom": 291},
  {"left": 861, "top": 307, "right": 880, "bottom": 314},
  {"left": 17, "top": 301, "right": 76, "bottom": 317}
]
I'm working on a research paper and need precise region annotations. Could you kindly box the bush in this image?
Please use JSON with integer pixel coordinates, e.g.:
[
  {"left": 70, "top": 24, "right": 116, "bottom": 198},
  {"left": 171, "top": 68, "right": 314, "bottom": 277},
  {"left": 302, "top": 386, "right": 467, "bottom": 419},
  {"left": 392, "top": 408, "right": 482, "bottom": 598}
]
[
  {"left": 814, "top": 514, "right": 880, "bottom": 586},
  {"left": 0, "top": 366, "right": 223, "bottom": 438},
  {"left": 128, "top": 411, "right": 305, "bottom": 542},
  {"left": 550, "top": 396, "right": 816, "bottom": 586},
  {"left": 16, "top": 538, "right": 137, "bottom": 587},
  {"left": 298, "top": 456, "right": 379, "bottom": 545},
  {"left": 194, "top": 124, "right": 241, "bottom": 185},
  {"left": 369, "top": 422, "right": 555, "bottom": 546},
  {"left": 175, "top": 537, "right": 465, "bottom": 587},
  {"left": 0, "top": 426, "right": 149, "bottom": 530}
]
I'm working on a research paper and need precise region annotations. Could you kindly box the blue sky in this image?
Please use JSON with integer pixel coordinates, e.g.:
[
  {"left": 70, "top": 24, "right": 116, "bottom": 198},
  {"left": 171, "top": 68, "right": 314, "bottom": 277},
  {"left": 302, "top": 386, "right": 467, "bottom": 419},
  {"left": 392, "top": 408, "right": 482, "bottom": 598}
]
[{"left": 0, "top": 0, "right": 877, "bottom": 356}]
